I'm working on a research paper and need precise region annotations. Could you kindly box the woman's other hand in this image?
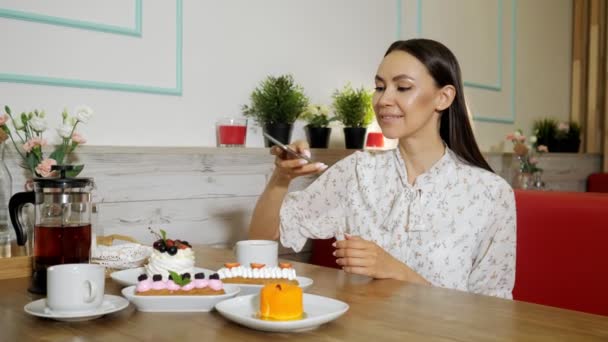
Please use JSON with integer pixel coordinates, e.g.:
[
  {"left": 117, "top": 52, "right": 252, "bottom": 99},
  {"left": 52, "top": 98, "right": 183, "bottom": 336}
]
[
  {"left": 272, "top": 140, "right": 327, "bottom": 181},
  {"left": 333, "top": 235, "right": 430, "bottom": 285}
]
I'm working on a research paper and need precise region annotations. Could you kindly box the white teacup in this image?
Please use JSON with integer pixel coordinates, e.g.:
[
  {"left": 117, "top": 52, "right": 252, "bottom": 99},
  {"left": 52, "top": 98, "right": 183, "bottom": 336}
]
[
  {"left": 46, "top": 263, "right": 105, "bottom": 313},
  {"left": 235, "top": 240, "right": 278, "bottom": 267}
]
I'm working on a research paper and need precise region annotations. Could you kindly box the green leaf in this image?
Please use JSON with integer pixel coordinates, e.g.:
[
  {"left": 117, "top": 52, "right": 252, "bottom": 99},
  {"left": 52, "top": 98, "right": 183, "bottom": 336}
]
[
  {"left": 4, "top": 105, "right": 10, "bottom": 115},
  {"left": 160, "top": 229, "right": 167, "bottom": 241},
  {"left": 65, "top": 164, "right": 84, "bottom": 178},
  {"left": 168, "top": 271, "right": 191, "bottom": 286}
]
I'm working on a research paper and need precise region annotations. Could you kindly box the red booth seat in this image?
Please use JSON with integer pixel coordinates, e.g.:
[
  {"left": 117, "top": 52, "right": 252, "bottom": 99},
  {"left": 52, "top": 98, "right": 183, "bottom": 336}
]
[
  {"left": 587, "top": 173, "right": 608, "bottom": 193},
  {"left": 310, "top": 190, "right": 608, "bottom": 316}
]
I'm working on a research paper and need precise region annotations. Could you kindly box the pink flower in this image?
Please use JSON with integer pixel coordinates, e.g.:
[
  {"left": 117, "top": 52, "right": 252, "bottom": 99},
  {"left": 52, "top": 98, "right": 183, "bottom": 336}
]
[
  {"left": 516, "top": 135, "right": 526, "bottom": 142},
  {"left": 22, "top": 137, "right": 47, "bottom": 153},
  {"left": 537, "top": 145, "right": 548, "bottom": 153},
  {"left": 529, "top": 157, "right": 538, "bottom": 165},
  {"left": 35, "top": 158, "right": 57, "bottom": 178},
  {"left": 0, "top": 114, "right": 8, "bottom": 126},
  {"left": 505, "top": 133, "right": 515, "bottom": 141},
  {"left": 558, "top": 122, "right": 569, "bottom": 132},
  {"left": 71, "top": 133, "right": 87, "bottom": 144}
]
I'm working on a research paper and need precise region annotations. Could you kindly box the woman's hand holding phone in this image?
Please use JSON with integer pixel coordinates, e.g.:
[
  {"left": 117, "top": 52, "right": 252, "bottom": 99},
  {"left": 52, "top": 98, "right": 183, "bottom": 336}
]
[{"left": 271, "top": 140, "right": 328, "bottom": 181}]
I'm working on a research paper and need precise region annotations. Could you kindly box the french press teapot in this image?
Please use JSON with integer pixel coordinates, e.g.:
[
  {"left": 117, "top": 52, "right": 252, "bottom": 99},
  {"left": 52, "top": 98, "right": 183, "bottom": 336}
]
[{"left": 9, "top": 165, "right": 95, "bottom": 294}]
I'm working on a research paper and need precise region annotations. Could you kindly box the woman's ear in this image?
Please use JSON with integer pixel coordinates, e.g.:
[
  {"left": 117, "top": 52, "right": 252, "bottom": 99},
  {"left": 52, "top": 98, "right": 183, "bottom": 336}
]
[{"left": 435, "top": 85, "right": 456, "bottom": 112}]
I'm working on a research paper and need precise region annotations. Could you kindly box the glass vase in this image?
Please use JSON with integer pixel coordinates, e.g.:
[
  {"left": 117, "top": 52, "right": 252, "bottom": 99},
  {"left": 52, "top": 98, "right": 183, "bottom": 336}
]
[
  {"left": 529, "top": 170, "right": 546, "bottom": 190},
  {"left": 512, "top": 170, "right": 533, "bottom": 190},
  {"left": 0, "top": 141, "right": 13, "bottom": 257}
]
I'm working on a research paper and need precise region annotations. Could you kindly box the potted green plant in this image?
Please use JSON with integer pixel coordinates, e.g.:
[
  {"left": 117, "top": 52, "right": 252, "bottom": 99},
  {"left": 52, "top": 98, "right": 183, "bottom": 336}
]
[
  {"left": 332, "top": 84, "right": 374, "bottom": 149},
  {"left": 242, "top": 74, "right": 309, "bottom": 147},
  {"left": 554, "top": 121, "right": 581, "bottom": 153},
  {"left": 532, "top": 118, "right": 558, "bottom": 152},
  {"left": 300, "top": 104, "right": 336, "bottom": 148}
]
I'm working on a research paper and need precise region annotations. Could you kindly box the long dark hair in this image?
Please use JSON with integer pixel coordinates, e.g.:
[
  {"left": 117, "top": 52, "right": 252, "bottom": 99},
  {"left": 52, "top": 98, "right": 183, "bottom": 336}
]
[{"left": 385, "top": 39, "right": 493, "bottom": 173}]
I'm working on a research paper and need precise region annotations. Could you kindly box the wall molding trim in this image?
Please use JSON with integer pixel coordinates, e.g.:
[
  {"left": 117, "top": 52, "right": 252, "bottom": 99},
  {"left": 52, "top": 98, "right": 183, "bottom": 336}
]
[
  {"left": 415, "top": 0, "right": 517, "bottom": 124},
  {"left": 0, "top": 0, "right": 183, "bottom": 96},
  {"left": 0, "top": 0, "right": 142, "bottom": 36}
]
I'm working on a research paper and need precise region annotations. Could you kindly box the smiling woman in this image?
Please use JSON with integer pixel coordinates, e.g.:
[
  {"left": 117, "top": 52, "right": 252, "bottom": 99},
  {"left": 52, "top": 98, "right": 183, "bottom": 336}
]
[{"left": 248, "top": 39, "right": 516, "bottom": 299}]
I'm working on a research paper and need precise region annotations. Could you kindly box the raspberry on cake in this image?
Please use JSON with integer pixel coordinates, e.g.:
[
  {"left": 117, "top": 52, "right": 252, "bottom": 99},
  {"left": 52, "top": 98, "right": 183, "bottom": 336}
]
[
  {"left": 144, "top": 228, "right": 195, "bottom": 280},
  {"left": 217, "top": 262, "right": 299, "bottom": 285},
  {"left": 136, "top": 271, "right": 225, "bottom": 296},
  {"left": 259, "top": 282, "right": 303, "bottom": 320}
]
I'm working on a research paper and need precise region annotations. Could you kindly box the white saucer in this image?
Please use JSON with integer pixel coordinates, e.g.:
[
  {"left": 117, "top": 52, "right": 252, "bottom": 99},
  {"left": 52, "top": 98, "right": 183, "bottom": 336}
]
[
  {"left": 230, "top": 276, "right": 314, "bottom": 296},
  {"left": 110, "top": 267, "right": 214, "bottom": 287},
  {"left": 24, "top": 295, "right": 129, "bottom": 322},
  {"left": 215, "top": 293, "right": 349, "bottom": 333}
]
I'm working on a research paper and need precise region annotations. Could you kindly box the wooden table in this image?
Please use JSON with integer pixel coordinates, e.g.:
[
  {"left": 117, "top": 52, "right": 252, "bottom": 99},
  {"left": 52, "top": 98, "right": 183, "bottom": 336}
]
[{"left": 2, "top": 246, "right": 608, "bottom": 341}]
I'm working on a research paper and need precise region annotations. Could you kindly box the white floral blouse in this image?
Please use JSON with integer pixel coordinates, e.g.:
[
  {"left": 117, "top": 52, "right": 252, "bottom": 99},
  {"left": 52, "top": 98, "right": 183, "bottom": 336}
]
[{"left": 279, "top": 148, "right": 516, "bottom": 299}]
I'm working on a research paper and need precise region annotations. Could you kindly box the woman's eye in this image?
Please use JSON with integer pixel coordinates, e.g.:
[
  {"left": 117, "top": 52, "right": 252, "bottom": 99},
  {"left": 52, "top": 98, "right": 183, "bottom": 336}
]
[
  {"left": 374, "top": 86, "right": 385, "bottom": 92},
  {"left": 397, "top": 87, "right": 412, "bottom": 92}
]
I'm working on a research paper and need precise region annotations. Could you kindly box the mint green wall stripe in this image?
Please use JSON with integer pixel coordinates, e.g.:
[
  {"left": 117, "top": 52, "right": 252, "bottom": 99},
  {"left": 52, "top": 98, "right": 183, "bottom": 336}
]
[
  {"left": 416, "top": 0, "right": 422, "bottom": 37},
  {"left": 474, "top": 0, "right": 516, "bottom": 124},
  {"left": 175, "top": 0, "right": 183, "bottom": 94},
  {"left": 396, "top": 0, "right": 402, "bottom": 39},
  {"left": 0, "top": 0, "right": 142, "bottom": 36},
  {"left": 0, "top": 0, "right": 182, "bottom": 96}
]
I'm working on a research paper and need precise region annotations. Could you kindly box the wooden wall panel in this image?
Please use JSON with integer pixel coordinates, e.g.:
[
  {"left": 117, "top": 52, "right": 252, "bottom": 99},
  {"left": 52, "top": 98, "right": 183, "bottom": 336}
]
[{"left": 3, "top": 147, "right": 603, "bottom": 257}]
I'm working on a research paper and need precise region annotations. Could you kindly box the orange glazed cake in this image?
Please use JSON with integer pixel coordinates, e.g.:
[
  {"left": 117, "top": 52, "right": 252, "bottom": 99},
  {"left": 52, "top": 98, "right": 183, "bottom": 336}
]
[
  {"left": 217, "top": 262, "right": 299, "bottom": 285},
  {"left": 259, "top": 283, "right": 303, "bottom": 321}
]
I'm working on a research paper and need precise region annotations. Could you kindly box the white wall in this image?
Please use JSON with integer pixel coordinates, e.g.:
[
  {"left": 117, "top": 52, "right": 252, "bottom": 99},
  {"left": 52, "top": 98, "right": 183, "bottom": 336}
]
[{"left": 0, "top": 0, "right": 572, "bottom": 151}]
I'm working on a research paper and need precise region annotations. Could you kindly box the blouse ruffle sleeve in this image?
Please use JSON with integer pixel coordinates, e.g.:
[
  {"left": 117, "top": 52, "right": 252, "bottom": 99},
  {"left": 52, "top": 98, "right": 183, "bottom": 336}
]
[
  {"left": 279, "top": 153, "right": 359, "bottom": 252},
  {"left": 467, "top": 183, "right": 517, "bottom": 299}
]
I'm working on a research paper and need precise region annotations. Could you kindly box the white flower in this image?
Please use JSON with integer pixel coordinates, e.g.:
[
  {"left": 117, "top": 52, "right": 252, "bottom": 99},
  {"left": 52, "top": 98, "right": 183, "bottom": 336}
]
[
  {"left": 306, "top": 104, "right": 320, "bottom": 116},
  {"left": 529, "top": 136, "right": 537, "bottom": 144},
  {"left": 12, "top": 117, "right": 24, "bottom": 130},
  {"left": 29, "top": 116, "right": 47, "bottom": 132},
  {"left": 514, "top": 131, "right": 522, "bottom": 138},
  {"left": 57, "top": 124, "right": 73, "bottom": 138},
  {"left": 319, "top": 105, "right": 331, "bottom": 116},
  {"left": 74, "top": 105, "right": 93, "bottom": 123}
]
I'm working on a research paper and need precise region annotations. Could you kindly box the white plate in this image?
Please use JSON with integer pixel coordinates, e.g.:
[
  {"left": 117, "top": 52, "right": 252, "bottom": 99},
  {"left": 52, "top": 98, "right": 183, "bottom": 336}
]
[
  {"left": 225, "top": 276, "right": 314, "bottom": 296},
  {"left": 215, "top": 293, "right": 349, "bottom": 333},
  {"left": 24, "top": 295, "right": 129, "bottom": 322},
  {"left": 121, "top": 284, "right": 240, "bottom": 312},
  {"left": 110, "top": 267, "right": 215, "bottom": 287}
]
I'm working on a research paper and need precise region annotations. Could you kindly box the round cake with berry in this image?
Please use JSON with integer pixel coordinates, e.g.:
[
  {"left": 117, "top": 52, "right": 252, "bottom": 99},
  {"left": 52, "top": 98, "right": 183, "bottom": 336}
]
[
  {"left": 135, "top": 271, "right": 225, "bottom": 296},
  {"left": 217, "top": 262, "right": 299, "bottom": 285},
  {"left": 145, "top": 228, "right": 195, "bottom": 281}
]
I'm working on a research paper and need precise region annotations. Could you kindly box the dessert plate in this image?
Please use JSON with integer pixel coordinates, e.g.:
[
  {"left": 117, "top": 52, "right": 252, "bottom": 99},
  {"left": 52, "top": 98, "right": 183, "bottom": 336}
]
[
  {"left": 24, "top": 295, "right": 129, "bottom": 322},
  {"left": 121, "top": 284, "right": 240, "bottom": 312},
  {"left": 215, "top": 293, "right": 349, "bottom": 332},
  {"left": 110, "top": 267, "right": 215, "bottom": 287},
  {"left": 228, "top": 276, "right": 314, "bottom": 296}
]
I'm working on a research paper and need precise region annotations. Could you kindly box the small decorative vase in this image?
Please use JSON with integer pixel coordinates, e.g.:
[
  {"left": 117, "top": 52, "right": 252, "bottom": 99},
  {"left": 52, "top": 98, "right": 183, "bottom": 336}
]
[
  {"left": 529, "top": 171, "right": 546, "bottom": 190},
  {"left": 512, "top": 170, "right": 533, "bottom": 190}
]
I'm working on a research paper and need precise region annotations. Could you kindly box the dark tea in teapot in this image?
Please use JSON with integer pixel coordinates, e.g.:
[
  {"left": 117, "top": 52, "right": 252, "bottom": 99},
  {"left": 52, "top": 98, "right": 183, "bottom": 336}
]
[{"left": 31, "top": 224, "right": 92, "bottom": 292}]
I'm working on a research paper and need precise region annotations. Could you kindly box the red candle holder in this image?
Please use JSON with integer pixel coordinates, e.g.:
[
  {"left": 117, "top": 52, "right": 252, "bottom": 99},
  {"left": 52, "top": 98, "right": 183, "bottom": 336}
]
[
  {"left": 216, "top": 118, "right": 247, "bottom": 147},
  {"left": 366, "top": 132, "right": 384, "bottom": 148}
]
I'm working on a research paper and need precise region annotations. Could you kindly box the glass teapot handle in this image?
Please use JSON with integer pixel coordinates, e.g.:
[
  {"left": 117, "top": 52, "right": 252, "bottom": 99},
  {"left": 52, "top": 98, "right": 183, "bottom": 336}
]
[{"left": 8, "top": 191, "right": 35, "bottom": 246}]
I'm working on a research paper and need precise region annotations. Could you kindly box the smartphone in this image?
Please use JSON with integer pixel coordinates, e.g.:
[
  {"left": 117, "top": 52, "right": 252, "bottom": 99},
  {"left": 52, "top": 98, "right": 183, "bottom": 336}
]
[{"left": 263, "top": 132, "right": 314, "bottom": 163}]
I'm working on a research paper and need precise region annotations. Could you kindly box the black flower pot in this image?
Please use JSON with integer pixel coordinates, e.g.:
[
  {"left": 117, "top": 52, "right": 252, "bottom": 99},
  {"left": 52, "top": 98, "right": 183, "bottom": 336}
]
[
  {"left": 343, "top": 127, "right": 367, "bottom": 149},
  {"left": 305, "top": 126, "right": 331, "bottom": 148},
  {"left": 562, "top": 138, "right": 581, "bottom": 153},
  {"left": 263, "top": 123, "right": 293, "bottom": 147}
]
